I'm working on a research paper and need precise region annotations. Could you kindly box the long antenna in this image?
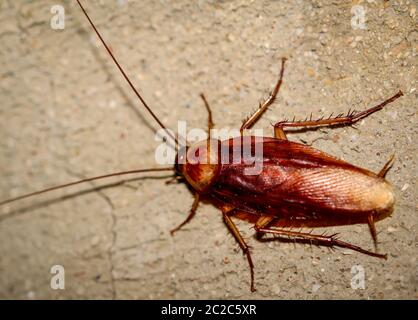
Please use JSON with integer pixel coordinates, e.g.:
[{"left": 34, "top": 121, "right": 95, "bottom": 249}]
[
  {"left": 0, "top": 167, "right": 173, "bottom": 206},
  {"left": 76, "top": 0, "right": 178, "bottom": 147}
]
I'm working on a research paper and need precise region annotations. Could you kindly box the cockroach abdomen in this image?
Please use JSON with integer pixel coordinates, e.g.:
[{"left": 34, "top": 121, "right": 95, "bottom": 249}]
[{"left": 211, "top": 137, "right": 395, "bottom": 222}]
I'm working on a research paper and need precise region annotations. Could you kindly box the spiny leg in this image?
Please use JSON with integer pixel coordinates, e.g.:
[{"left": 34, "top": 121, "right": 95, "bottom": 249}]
[
  {"left": 200, "top": 93, "right": 214, "bottom": 139},
  {"left": 274, "top": 90, "right": 403, "bottom": 135},
  {"left": 256, "top": 227, "right": 387, "bottom": 259},
  {"left": 240, "top": 58, "right": 287, "bottom": 134},
  {"left": 170, "top": 193, "right": 200, "bottom": 235},
  {"left": 223, "top": 209, "right": 256, "bottom": 292}
]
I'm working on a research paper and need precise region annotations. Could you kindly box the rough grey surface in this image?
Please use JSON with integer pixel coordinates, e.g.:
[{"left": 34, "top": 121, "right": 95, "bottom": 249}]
[{"left": 0, "top": 0, "right": 416, "bottom": 299}]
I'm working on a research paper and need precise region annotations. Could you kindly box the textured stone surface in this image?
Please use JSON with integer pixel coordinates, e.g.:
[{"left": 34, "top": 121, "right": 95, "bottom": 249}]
[{"left": 0, "top": 0, "right": 416, "bottom": 299}]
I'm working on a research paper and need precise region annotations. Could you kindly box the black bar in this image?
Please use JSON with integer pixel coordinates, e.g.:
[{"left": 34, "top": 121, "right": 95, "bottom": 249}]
[{"left": 0, "top": 300, "right": 415, "bottom": 319}]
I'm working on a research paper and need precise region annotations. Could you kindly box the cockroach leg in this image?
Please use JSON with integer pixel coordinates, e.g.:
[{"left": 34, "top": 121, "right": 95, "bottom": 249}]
[
  {"left": 223, "top": 209, "right": 256, "bottom": 292},
  {"left": 274, "top": 90, "right": 403, "bottom": 131},
  {"left": 367, "top": 213, "right": 378, "bottom": 252},
  {"left": 274, "top": 126, "right": 288, "bottom": 140},
  {"left": 254, "top": 215, "right": 276, "bottom": 239},
  {"left": 170, "top": 193, "right": 200, "bottom": 235},
  {"left": 240, "top": 58, "right": 287, "bottom": 134},
  {"left": 165, "top": 175, "right": 184, "bottom": 185},
  {"left": 200, "top": 93, "right": 214, "bottom": 139},
  {"left": 377, "top": 153, "right": 395, "bottom": 178},
  {"left": 257, "top": 227, "right": 388, "bottom": 259}
]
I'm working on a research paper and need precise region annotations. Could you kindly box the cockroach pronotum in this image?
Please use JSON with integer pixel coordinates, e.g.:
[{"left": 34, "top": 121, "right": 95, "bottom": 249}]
[{"left": 0, "top": 0, "right": 404, "bottom": 292}]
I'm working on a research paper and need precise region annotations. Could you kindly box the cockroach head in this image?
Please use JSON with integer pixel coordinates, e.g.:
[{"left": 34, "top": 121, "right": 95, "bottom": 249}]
[{"left": 175, "top": 139, "right": 221, "bottom": 192}]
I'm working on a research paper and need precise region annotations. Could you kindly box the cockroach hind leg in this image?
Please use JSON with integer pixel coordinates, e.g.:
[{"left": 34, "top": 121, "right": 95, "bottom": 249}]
[
  {"left": 377, "top": 153, "right": 395, "bottom": 178},
  {"left": 254, "top": 215, "right": 276, "bottom": 239},
  {"left": 257, "top": 227, "right": 387, "bottom": 260},
  {"left": 170, "top": 193, "right": 200, "bottom": 235}
]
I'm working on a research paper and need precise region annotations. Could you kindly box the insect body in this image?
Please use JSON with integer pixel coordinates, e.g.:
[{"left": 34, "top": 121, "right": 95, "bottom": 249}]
[
  {"left": 181, "top": 137, "right": 395, "bottom": 218},
  {"left": 187, "top": 136, "right": 395, "bottom": 222},
  {"left": 176, "top": 89, "right": 401, "bottom": 291},
  {"left": 1, "top": 1, "right": 404, "bottom": 293}
]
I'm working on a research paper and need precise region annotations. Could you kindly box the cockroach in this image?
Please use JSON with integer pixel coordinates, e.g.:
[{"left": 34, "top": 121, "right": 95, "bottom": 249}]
[{"left": 0, "top": 0, "right": 404, "bottom": 292}]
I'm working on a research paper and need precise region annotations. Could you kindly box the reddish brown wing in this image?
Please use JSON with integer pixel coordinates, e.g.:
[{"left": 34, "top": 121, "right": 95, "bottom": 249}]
[{"left": 210, "top": 137, "right": 392, "bottom": 223}]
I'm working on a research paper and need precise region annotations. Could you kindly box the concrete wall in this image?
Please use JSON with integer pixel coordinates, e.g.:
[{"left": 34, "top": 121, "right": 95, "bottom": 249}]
[{"left": 0, "top": 0, "right": 416, "bottom": 299}]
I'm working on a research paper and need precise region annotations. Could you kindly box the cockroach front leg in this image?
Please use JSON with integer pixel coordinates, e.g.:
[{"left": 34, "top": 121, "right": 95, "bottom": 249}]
[
  {"left": 274, "top": 90, "right": 403, "bottom": 139},
  {"left": 240, "top": 58, "right": 287, "bottom": 134},
  {"left": 170, "top": 193, "right": 200, "bottom": 235},
  {"left": 222, "top": 209, "right": 256, "bottom": 292},
  {"left": 256, "top": 227, "right": 387, "bottom": 259},
  {"left": 165, "top": 175, "right": 184, "bottom": 185}
]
